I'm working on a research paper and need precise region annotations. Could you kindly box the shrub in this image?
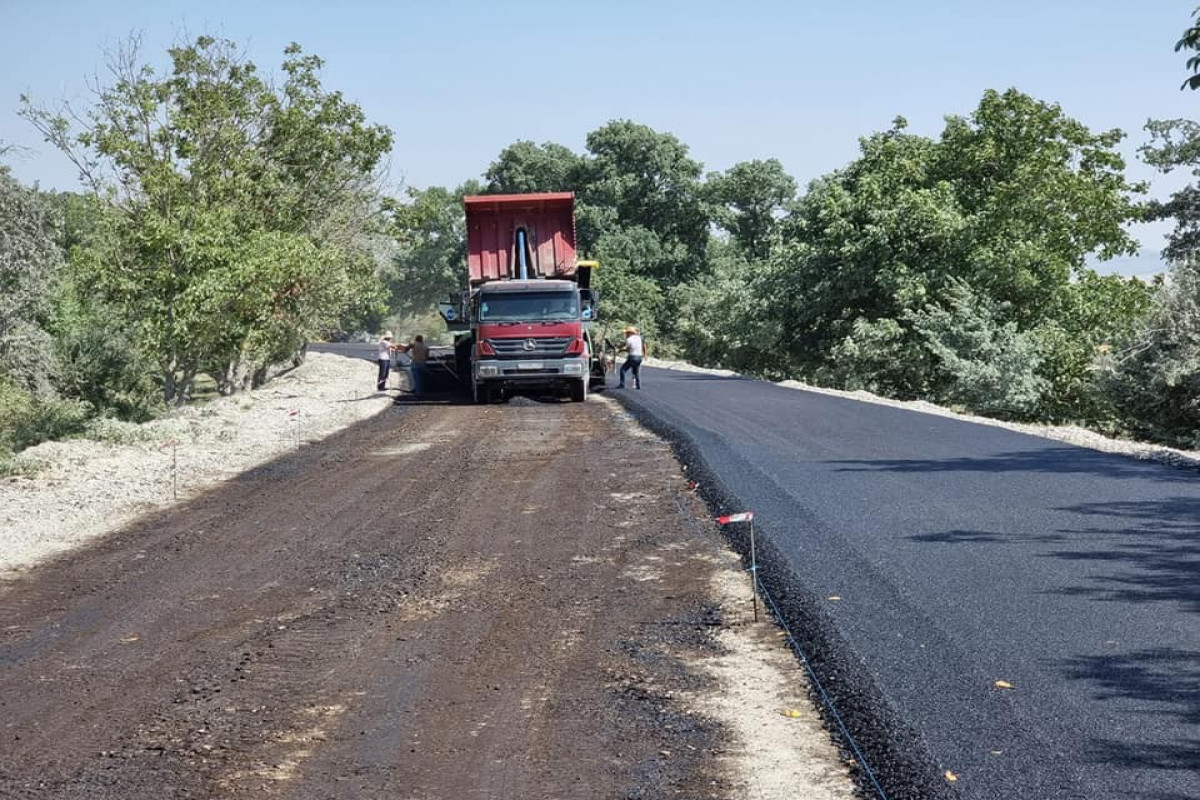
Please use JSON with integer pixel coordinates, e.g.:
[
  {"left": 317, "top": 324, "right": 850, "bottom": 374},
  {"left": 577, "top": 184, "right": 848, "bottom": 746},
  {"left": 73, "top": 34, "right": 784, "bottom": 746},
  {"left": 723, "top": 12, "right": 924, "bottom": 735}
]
[
  {"left": 909, "top": 281, "right": 1048, "bottom": 418},
  {"left": 1101, "top": 259, "right": 1200, "bottom": 447},
  {"left": 0, "top": 375, "right": 90, "bottom": 453},
  {"left": 83, "top": 416, "right": 156, "bottom": 446}
]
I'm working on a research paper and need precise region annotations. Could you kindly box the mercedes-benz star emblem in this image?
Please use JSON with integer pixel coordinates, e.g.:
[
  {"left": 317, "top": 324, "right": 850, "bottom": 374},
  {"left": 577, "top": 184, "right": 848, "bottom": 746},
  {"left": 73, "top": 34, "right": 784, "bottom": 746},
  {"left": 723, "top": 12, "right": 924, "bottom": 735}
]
[{"left": 523, "top": 339, "right": 536, "bottom": 351}]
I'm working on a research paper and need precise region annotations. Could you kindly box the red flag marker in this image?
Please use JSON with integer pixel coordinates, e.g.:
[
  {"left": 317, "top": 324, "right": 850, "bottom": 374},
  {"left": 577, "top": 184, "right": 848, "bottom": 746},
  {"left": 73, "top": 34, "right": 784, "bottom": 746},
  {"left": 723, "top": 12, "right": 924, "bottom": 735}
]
[{"left": 716, "top": 510, "right": 759, "bottom": 622}]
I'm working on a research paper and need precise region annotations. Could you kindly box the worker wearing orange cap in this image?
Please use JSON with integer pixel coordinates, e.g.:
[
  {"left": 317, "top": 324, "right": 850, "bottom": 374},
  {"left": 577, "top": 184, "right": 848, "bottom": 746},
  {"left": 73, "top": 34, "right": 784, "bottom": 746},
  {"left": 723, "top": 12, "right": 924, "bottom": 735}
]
[{"left": 617, "top": 325, "right": 644, "bottom": 390}]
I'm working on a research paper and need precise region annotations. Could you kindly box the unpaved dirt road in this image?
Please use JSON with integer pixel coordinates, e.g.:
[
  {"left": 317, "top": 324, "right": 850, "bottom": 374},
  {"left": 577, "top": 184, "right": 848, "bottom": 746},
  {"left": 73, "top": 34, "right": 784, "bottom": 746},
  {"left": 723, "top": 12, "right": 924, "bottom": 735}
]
[{"left": 0, "top": 396, "right": 853, "bottom": 799}]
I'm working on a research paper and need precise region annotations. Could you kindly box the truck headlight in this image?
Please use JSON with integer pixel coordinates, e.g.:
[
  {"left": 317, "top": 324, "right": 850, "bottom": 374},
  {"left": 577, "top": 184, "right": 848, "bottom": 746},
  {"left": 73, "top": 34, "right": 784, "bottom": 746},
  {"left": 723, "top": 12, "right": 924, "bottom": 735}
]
[
  {"left": 564, "top": 363, "right": 583, "bottom": 374},
  {"left": 478, "top": 365, "right": 499, "bottom": 377}
]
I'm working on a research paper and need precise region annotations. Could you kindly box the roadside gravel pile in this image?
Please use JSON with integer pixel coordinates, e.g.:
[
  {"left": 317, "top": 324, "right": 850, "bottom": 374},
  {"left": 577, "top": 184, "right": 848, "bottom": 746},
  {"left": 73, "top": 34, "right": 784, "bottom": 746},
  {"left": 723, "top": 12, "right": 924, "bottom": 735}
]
[
  {"left": 1, "top": 353, "right": 391, "bottom": 576},
  {"left": 645, "top": 356, "right": 1200, "bottom": 471}
]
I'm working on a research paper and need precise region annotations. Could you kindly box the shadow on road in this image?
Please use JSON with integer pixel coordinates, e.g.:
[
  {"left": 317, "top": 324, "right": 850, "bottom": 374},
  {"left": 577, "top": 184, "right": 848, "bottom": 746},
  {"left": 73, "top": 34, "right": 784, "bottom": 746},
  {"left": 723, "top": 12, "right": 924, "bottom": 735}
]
[
  {"left": 1063, "top": 645, "right": 1200, "bottom": 786},
  {"left": 830, "top": 448, "right": 1197, "bottom": 483},
  {"left": 1046, "top": 496, "right": 1200, "bottom": 613},
  {"left": 907, "top": 528, "right": 1068, "bottom": 544},
  {"left": 1062, "top": 646, "right": 1199, "bottom": 727}
]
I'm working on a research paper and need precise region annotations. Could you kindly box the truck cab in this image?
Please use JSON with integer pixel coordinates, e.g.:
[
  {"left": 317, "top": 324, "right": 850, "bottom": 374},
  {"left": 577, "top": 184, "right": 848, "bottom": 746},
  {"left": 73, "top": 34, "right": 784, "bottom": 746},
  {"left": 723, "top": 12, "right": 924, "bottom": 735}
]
[{"left": 471, "top": 280, "right": 590, "bottom": 403}]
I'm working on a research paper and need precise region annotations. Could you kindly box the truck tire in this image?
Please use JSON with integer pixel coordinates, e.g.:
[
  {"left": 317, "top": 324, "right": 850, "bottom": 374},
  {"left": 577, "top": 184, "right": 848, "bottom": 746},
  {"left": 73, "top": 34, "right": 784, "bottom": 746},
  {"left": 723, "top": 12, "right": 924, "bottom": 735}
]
[{"left": 569, "top": 378, "right": 587, "bottom": 403}]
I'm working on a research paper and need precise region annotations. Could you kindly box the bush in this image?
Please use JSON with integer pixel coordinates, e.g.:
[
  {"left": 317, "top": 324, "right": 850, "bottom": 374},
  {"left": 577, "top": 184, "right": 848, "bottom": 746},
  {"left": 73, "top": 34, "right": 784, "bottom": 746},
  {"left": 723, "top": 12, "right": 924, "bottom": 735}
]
[
  {"left": 83, "top": 416, "right": 157, "bottom": 445},
  {"left": 0, "top": 375, "right": 90, "bottom": 454},
  {"left": 824, "top": 317, "right": 930, "bottom": 398},
  {"left": 0, "top": 452, "right": 47, "bottom": 479},
  {"left": 52, "top": 284, "right": 162, "bottom": 422},
  {"left": 1101, "top": 260, "right": 1200, "bottom": 447},
  {"left": 0, "top": 168, "right": 63, "bottom": 397},
  {"left": 909, "top": 281, "right": 1048, "bottom": 418},
  {"left": 670, "top": 245, "right": 782, "bottom": 375},
  {"left": 1032, "top": 272, "right": 1154, "bottom": 426}
]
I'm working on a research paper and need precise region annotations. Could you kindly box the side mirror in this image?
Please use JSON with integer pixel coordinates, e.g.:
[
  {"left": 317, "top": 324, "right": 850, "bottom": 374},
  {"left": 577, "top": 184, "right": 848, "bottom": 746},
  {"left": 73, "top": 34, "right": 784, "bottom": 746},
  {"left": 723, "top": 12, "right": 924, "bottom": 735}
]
[{"left": 579, "top": 288, "right": 600, "bottom": 322}]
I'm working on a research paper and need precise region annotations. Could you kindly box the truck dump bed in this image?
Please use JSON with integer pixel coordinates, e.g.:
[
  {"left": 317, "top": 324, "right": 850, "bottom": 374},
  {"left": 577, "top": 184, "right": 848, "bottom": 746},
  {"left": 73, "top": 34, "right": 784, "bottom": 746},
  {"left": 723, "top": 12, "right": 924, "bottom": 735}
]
[{"left": 464, "top": 192, "right": 577, "bottom": 286}]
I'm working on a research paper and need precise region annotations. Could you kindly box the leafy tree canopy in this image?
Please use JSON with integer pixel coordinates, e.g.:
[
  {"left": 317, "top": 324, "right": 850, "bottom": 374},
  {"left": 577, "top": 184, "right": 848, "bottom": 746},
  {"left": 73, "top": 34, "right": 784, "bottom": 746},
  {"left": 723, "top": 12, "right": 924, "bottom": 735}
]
[
  {"left": 22, "top": 36, "right": 393, "bottom": 401},
  {"left": 0, "top": 166, "right": 63, "bottom": 396},
  {"left": 707, "top": 158, "right": 797, "bottom": 261},
  {"left": 1176, "top": 6, "right": 1200, "bottom": 90},
  {"left": 578, "top": 120, "right": 709, "bottom": 279},
  {"left": 485, "top": 141, "right": 581, "bottom": 194},
  {"left": 763, "top": 90, "right": 1142, "bottom": 396}
]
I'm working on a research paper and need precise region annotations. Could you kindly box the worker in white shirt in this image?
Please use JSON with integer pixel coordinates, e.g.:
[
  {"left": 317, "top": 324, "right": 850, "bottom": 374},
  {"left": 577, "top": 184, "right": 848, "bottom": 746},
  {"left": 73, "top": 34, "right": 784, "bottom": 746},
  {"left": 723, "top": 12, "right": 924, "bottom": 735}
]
[
  {"left": 376, "top": 331, "right": 395, "bottom": 391},
  {"left": 617, "top": 326, "right": 644, "bottom": 390}
]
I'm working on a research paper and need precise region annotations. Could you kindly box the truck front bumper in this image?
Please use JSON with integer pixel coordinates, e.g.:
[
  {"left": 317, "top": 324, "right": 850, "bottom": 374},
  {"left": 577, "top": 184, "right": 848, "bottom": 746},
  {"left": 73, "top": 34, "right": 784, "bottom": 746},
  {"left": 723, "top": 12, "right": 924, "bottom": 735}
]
[{"left": 474, "top": 357, "right": 587, "bottom": 384}]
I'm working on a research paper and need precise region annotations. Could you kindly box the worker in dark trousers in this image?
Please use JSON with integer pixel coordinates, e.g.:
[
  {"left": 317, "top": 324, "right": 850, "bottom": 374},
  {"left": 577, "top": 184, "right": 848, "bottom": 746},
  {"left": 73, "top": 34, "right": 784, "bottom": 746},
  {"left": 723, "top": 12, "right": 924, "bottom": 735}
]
[
  {"left": 617, "top": 326, "right": 644, "bottom": 389},
  {"left": 396, "top": 334, "right": 430, "bottom": 397},
  {"left": 376, "top": 331, "right": 395, "bottom": 391}
]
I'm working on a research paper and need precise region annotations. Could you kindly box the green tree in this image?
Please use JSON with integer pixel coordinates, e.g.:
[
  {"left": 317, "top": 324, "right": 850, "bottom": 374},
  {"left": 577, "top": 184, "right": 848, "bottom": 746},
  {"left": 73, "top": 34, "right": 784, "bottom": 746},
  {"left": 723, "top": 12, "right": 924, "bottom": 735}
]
[
  {"left": 1175, "top": 6, "right": 1200, "bottom": 90},
  {"left": 0, "top": 162, "right": 96, "bottom": 455},
  {"left": 382, "top": 180, "right": 483, "bottom": 318},
  {"left": 936, "top": 89, "right": 1141, "bottom": 320},
  {"left": 1142, "top": 118, "right": 1200, "bottom": 262},
  {"left": 707, "top": 159, "right": 796, "bottom": 261},
  {"left": 1033, "top": 272, "right": 1153, "bottom": 424},
  {"left": 590, "top": 226, "right": 670, "bottom": 340},
  {"left": 578, "top": 120, "right": 710, "bottom": 282},
  {"left": 669, "top": 241, "right": 776, "bottom": 372},
  {"left": 908, "top": 280, "right": 1048, "bottom": 417},
  {"left": 23, "top": 36, "right": 392, "bottom": 402},
  {"left": 485, "top": 141, "right": 582, "bottom": 194},
  {"left": 1101, "top": 259, "right": 1200, "bottom": 446},
  {"left": 0, "top": 166, "right": 61, "bottom": 397},
  {"left": 766, "top": 120, "right": 957, "bottom": 386},
  {"left": 763, "top": 93, "right": 1142, "bottom": 407}
]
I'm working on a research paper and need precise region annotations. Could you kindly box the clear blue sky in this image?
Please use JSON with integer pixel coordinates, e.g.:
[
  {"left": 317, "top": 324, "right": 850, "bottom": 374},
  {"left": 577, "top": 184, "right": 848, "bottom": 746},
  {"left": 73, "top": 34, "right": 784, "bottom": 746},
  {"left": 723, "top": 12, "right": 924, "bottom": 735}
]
[{"left": 2, "top": 1, "right": 1194, "bottom": 271}]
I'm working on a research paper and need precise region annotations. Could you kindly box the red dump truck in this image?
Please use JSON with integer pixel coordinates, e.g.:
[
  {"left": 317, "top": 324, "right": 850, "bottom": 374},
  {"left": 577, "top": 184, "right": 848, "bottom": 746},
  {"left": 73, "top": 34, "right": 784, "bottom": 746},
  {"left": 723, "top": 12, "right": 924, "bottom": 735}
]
[{"left": 437, "top": 192, "right": 612, "bottom": 403}]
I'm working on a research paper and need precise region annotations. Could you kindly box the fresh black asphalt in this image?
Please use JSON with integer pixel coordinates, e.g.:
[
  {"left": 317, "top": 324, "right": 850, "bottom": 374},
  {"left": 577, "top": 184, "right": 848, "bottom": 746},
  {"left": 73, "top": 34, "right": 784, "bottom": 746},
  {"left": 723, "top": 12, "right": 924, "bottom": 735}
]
[{"left": 611, "top": 367, "right": 1199, "bottom": 800}]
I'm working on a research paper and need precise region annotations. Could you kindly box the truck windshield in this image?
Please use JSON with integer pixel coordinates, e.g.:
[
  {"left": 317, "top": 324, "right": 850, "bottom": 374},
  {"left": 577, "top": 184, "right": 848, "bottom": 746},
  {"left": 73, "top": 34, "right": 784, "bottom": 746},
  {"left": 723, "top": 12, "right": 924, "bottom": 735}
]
[{"left": 479, "top": 291, "right": 579, "bottom": 322}]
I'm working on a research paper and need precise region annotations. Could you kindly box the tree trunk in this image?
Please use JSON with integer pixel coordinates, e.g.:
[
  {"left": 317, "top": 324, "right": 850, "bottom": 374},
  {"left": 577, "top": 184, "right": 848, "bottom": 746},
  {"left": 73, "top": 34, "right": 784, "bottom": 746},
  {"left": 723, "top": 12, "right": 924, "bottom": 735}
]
[
  {"left": 175, "top": 370, "right": 197, "bottom": 406},
  {"left": 251, "top": 363, "right": 270, "bottom": 389},
  {"left": 292, "top": 341, "right": 308, "bottom": 368},
  {"left": 217, "top": 358, "right": 242, "bottom": 396}
]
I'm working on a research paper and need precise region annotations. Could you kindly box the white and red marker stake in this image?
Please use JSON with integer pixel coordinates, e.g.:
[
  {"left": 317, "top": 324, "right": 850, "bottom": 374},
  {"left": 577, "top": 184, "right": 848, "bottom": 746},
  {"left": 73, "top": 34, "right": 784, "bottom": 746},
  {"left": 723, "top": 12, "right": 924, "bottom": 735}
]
[{"left": 717, "top": 510, "right": 759, "bottom": 622}]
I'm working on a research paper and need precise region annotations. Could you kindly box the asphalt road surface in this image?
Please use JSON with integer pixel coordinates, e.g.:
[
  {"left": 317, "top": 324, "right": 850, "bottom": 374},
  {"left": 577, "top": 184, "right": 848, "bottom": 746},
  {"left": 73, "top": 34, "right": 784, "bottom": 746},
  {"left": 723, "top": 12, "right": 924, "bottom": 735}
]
[{"left": 613, "top": 366, "right": 1199, "bottom": 800}]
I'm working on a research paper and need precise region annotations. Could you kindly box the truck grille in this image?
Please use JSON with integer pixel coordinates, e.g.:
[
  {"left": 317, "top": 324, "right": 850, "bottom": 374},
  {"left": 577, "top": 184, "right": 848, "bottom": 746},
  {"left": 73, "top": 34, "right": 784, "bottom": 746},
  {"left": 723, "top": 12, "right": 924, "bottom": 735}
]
[{"left": 486, "top": 336, "right": 572, "bottom": 360}]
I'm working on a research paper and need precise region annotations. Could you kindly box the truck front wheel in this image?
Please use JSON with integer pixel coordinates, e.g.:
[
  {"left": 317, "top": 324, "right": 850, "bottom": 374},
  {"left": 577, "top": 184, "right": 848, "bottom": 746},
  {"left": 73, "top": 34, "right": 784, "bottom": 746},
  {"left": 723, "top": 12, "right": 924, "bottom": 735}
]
[{"left": 569, "top": 378, "right": 587, "bottom": 403}]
